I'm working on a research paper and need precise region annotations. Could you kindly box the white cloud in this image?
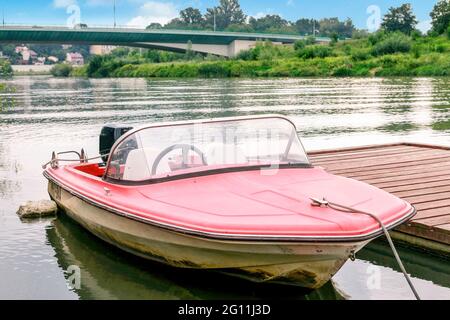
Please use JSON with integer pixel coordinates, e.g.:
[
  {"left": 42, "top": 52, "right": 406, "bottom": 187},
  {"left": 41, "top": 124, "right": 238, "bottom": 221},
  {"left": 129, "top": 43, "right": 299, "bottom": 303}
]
[
  {"left": 53, "top": 0, "right": 77, "bottom": 8},
  {"left": 126, "top": 1, "right": 178, "bottom": 28},
  {"left": 253, "top": 12, "right": 268, "bottom": 19},
  {"left": 417, "top": 20, "right": 432, "bottom": 34}
]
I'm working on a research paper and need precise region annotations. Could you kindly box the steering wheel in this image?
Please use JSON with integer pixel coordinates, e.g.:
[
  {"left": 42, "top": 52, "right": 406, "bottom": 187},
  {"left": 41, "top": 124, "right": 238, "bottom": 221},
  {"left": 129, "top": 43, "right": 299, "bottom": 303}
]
[{"left": 151, "top": 144, "right": 207, "bottom": 175}]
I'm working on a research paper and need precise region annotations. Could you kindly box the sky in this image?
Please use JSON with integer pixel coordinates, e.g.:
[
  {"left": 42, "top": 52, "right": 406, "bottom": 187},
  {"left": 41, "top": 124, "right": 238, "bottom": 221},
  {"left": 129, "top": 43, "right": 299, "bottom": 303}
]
[{"left": 0, "top": 0, "right": 439, "bottom": 32}]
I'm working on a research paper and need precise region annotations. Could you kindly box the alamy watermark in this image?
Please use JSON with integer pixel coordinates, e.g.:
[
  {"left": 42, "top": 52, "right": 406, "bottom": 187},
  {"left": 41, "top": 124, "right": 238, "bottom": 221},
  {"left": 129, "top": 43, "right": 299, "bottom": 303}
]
[
  {"left": 66, "top": 4, "right": 81, "bottom": 28},
  {"left": 367, "top": 5, "right": 382, "bottom": 32},
  {"left": 66, "top": 265, "right": 81, "bottom": 290},
  {"left": 366, "top": 265, "right": 381, "bottom": 290}
]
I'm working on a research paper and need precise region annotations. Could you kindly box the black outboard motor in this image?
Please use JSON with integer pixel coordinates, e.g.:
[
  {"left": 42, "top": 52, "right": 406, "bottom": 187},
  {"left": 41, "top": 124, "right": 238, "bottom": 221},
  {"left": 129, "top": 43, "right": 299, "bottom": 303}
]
[{"left": 99, "top": 124, "right": 133, "bottom": 163}]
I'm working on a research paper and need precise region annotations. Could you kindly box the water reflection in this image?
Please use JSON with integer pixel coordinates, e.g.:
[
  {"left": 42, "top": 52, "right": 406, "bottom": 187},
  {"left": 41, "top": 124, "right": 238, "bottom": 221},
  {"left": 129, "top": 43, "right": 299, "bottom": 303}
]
[
  {"left": 358, "top": 240, "right": 450, "bottom": 289},
  {"left": 0, "top": 83, "right": 16, "bottom": 112},
  {"left": 1, "top": 76, "right": 450, "bottom": 299},
  {"left": 47, "top": 215, "right": 343, "bottom": 300}
]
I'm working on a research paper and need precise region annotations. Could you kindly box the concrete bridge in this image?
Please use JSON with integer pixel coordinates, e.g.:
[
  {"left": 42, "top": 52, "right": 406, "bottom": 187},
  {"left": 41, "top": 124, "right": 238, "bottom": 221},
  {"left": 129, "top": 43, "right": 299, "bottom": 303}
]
[{"left": 0, "top": 26, "right": 330, "bottom": 57}]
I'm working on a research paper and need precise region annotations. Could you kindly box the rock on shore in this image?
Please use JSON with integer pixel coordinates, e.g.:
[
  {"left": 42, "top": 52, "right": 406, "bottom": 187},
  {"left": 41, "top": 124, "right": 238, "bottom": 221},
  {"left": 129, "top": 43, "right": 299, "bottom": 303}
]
[{"left": 17, "top": 200, "right": 58, "bottom": 218}]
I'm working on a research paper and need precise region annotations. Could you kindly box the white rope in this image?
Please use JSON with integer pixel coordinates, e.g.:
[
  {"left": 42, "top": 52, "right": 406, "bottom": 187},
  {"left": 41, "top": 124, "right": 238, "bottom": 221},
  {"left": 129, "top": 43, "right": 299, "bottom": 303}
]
[{"left": 310, "top": 197, "right": 421, "bottom": 300}]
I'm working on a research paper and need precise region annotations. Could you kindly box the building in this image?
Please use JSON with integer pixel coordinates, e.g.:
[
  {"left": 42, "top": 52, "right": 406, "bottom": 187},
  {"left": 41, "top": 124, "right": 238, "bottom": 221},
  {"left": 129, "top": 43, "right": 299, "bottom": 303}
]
[
  {"left": 90, "top": 45, "right": 117, "bottom": 55},
  {"left": 47, "top": 56, "right": 59, "bottom": 64},
  {"left": 35, "top": 57, "right": 46, "bottom": 65},
  {"left": 15, "top": 45, "right": 28, "bottom": 54},
  {"left": 65, "top": 52, "right": 84, "bottom": 65},
  {"left": 15, "top": 46, "right": 38, "bottom": 64}
]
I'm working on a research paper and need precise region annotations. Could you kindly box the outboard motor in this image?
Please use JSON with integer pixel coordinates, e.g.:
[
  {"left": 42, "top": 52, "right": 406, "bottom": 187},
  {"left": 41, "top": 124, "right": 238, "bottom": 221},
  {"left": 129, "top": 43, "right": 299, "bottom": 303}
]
[{"left": 99, "top": 124, "right": 133, "bottom": 163}]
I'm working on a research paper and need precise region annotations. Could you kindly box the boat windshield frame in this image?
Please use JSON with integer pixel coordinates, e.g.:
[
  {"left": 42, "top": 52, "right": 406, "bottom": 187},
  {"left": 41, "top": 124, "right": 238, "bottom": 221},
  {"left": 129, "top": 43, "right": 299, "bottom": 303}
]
[{"left": 103, "top": 114, "right": 312, "bottom": 185}]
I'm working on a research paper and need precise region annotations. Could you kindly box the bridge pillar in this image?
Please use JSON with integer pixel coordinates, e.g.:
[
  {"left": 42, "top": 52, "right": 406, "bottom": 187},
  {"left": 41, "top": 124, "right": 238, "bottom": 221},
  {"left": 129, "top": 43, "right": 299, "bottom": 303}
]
[
  {"left": 139, "top": 40, "right": 283, "bottom": 58},
  {"left": 227, "top": 40, "right": 282, "bottom": 57}
]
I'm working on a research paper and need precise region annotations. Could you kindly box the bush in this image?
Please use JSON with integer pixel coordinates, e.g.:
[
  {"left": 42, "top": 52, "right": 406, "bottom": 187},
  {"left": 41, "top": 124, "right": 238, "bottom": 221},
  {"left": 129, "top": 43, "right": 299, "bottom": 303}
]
[
  {"left": 368, "top": 30, "right": 386, "bottom": 45},
  {"left": 305, "top": 36, "right": 316, "bottom": 45},
  {"left": 411, "top": 30, "right": 422, "bottom": 40},
  {"left": 0, "top": 59, "right": 13, "bottom": 78},
  {"left": 86, "top": 55, "right": 126, "bottom": 78},
  {"left": 332, "top": 65, "right": 353, "bottom": 76},
  {"left": 297, "top": 45, "right": 333, "bottom": 59},
  {"left": 198, "top": 62, "right": 231, "bottom": 77},
  {"left": 372, "top": 33, "right": 412, "bottom": 56},
  {"left": 294, "top": 40, "right": 306, "bottom": 51},
  {"left": 351, "top": 49, "right": 371, "bottom": 61},
  {"left": 236, "top": 49, "right": 256, "bottom": 61},
  {"left": 50, "top": 63, "right": 73, "bottom": 77}
]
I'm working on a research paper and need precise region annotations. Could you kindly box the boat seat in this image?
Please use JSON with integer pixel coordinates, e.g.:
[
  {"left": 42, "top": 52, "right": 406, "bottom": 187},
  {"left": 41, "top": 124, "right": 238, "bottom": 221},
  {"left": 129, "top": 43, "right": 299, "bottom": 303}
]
[
  {"left": 205, "top": 143, "right": 247, "bottom": 165},
  {"left": 123, "top": 148, "right": 171, "bottom": 181}
]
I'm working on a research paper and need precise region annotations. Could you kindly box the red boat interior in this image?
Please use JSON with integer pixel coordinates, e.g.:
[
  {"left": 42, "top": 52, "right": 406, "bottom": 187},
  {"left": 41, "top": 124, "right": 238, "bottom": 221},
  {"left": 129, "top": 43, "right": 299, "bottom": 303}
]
[{"left": 74, "top": 163, "right": 106, "bottom": 177}]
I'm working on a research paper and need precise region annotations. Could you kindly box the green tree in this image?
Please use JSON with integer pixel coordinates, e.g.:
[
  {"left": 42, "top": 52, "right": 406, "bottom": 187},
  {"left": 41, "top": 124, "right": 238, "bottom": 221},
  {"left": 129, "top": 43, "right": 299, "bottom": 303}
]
[
  {"left": 50, "top": 63, "right": 73, "bottom": 77},
  {"left": 294, "top": 18, "right": 319, "bottom": 35},
  {"left": 180, "top": 7, "right": 204, "bottom": 25},
  {"left": 249, "top": 15, "right": 289, "bottom": 33},
  {"left": 319, "top": 17, "right": 354, "bottom": 38},
  {"left": 204, "top": 0, "right": 247, "bottom": 30},
  {"left": 225, "top": 23, "right": 254, "bottom": 32},
  {"left": 381, "top": 4, "right": 417, "bottom": 34},
  {"left": 146, "top": 23, "right": 163, "bottom": 29},
  {"left": 430, "top": 0, "right": 450, "bottom": 35},
  {"left": 164, "top": 18, "right": 186, "bottom": 29}
]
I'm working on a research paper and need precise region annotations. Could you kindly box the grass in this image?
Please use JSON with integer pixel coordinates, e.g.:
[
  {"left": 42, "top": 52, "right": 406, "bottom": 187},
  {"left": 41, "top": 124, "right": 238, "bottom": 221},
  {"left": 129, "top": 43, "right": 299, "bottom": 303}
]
[{"left": 72, "top": 32, "right": 450, "bottom": 78}]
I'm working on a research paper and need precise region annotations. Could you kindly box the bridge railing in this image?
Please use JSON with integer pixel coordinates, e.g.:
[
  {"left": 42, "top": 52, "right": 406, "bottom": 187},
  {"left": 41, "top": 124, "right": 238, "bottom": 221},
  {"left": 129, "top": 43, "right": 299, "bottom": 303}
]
[{"left": 0, "top": 23, "right": 330, "bottom": 42}]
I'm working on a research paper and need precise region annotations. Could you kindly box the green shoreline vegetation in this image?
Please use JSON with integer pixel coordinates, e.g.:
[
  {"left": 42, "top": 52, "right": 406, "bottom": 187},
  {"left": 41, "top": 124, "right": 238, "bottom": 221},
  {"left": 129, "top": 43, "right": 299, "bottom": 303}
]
[
  {"left": 46, "top": 1, "right": 450, "bottom": 78},
  {"left": 66, "top": 30, "right": 450, "bottom": 78}
]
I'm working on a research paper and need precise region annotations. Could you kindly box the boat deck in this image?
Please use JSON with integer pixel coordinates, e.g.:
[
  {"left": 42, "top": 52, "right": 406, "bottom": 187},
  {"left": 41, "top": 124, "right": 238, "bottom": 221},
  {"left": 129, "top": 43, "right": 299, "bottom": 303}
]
[{"left": 308, "top": 143, "right": 450, "bottom": 255}]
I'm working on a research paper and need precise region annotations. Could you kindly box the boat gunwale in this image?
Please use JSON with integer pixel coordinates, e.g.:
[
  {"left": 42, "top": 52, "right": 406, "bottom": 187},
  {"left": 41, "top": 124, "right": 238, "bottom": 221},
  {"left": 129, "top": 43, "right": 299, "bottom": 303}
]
[{"left": 43, "top": 170, "right": 417, "bottom": 244}]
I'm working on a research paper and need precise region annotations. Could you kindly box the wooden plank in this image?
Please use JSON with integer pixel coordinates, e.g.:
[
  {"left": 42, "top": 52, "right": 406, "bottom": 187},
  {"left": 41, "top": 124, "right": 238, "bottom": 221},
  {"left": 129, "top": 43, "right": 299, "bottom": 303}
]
[
  {"left": 413, "top": 215, "right": 450, "bottom": 227},
  {"left": 308, "top": 142, "right": 450, "bottom": 156},
  {"left": 310, "top": 147, "right": 425, "bottom": 163},
  {"left": 321, "top": 154, "right": 450, "bottom": 175},
  {"left": 307, "top": 143, "right": 450, "bottom": 250},
  {"left": 312, "top": 149, "right": 445, "bottom": 167},
  {"left": 309, "top": 145, "right": 418, "bottom": 159},
  {"left": 372, "top": 174, "right": 450, "bottom": 189},
  {"left": 308, "top": 143, "right": 409, "bottom": 156},
  {"left": 393, "top": 184, "right": 450, "bottom": 198},
  {"left": 410, "top": 199, "right": 450, "bottom": 211},
  {"left": 358, "top": 169, "right": 450, "bottom": 185},
  {"left": 438, "top": 224, "right": 450, "bottom": 231},
  {"left": 385, "top": 180, "right": 450, "bottom": 193},
  {"left": 403, "top": 190, "right": 450, "bottom": 204},
  {"left": 396, "top": 223, "right": 450, "bottom": 244},
  {"left": 410, "top": 207, "right": 450, "bottom": 220},
  {"left": 343, "top": 161, "right": 450, "bottom": 180}
]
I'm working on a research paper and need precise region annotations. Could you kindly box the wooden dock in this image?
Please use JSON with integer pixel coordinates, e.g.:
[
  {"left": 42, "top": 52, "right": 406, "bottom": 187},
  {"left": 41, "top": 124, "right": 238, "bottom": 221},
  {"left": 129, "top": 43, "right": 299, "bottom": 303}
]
[{"left": 308, "top": 143, "right": 450, "bottom": 256}]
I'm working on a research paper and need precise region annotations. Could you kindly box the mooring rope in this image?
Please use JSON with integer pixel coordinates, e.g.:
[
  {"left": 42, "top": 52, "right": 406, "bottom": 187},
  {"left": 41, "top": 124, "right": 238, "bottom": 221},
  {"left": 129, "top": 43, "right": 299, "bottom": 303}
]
[{"left": 310, "top": 197, "right": 421, "bottom": 300}]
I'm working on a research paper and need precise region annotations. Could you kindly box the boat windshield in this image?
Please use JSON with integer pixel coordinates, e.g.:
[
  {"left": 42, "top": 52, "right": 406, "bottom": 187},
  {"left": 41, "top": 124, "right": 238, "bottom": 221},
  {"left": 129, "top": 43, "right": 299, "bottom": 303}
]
[{"left": 105, "top": 116, "right": 310, "bottom": 183}]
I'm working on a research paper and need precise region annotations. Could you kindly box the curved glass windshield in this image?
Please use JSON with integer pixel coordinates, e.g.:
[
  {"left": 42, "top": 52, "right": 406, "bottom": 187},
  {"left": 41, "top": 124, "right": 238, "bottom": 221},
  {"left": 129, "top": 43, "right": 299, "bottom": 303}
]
[{"left": 106, "top": 117, "right": 310, "bottom": 182}]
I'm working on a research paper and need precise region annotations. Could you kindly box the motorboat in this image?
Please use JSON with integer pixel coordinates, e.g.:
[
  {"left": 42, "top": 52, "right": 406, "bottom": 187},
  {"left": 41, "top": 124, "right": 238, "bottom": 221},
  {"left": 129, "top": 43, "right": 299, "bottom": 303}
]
[{"left": 43, "top": 115, "right": 416, "bottom": 289}]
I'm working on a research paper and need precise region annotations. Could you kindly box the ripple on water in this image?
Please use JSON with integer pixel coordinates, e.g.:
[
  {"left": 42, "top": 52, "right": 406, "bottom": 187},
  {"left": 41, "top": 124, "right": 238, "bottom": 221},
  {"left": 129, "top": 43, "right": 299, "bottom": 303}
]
[{"left": 0, "top": 77, "right": 449, "bottom": 299}]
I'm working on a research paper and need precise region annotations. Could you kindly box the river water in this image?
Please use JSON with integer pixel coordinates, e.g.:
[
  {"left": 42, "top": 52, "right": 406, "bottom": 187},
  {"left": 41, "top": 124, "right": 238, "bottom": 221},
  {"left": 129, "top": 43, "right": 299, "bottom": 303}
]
[{"left": 0, "top": 76, "right": 449, "bottom": 300}]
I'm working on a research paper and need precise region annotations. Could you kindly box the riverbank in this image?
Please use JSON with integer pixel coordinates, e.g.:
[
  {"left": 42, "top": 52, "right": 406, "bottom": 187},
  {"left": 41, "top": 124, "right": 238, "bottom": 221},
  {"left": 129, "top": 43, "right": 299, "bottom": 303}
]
[
  {"left": 12, "top": 65, "right": 52, "bottom": 75},
  {"left": 70, "top": 33, "right": 450, "bottom": 78}
]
